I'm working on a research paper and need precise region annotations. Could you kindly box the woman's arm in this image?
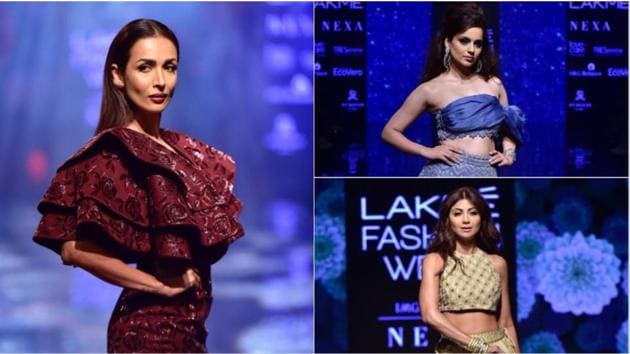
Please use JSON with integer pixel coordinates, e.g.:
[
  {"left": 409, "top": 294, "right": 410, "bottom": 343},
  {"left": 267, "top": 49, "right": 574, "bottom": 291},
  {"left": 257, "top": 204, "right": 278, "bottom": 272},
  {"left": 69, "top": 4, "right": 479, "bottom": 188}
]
[
  {"left": 490, "top": 77, "right": 517, "bottom": 166},
  {"left": 381, "top": 85, "right": 462, "bottom": 164},
  {"left": 494, "top": 77, "right": 509, "bottom": 107},
  {"left": 61, "top": 239, "right": 200, "bottom": 298},
  {"left": 494, "top": 255, "right": 521, "bottom": 353},
  {"left": 419, "top": 253, "right": 475, "bottom": 347}
]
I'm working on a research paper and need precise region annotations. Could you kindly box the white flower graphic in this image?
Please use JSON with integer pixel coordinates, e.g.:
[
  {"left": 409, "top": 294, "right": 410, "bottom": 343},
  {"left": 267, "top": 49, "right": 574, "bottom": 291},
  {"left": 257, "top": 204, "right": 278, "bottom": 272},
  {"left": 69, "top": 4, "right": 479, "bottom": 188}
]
[{"left": 535, "top": 231, "right": 621, "bottom": 315}]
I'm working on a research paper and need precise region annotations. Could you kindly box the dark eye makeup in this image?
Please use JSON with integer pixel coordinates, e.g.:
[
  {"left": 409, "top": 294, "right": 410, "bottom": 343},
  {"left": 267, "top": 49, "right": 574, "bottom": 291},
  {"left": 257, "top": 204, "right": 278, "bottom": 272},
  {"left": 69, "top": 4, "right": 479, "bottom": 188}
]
[{"left": 458, "top": 37, "right": 483, "bottom": 48}]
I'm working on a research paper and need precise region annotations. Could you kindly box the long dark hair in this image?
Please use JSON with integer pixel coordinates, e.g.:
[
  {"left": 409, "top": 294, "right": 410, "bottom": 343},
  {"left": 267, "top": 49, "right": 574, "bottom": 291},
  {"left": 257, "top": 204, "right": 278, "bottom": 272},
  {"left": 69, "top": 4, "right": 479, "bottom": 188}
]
[
  {"left": 427, "top": 186, "right": 500, "bottom": 266},
  {"left": 421, "top": 2, "right": 499, "bottom": 83},
  {"left": 95, "top": 19, "right": 179, "bottom": 135}
]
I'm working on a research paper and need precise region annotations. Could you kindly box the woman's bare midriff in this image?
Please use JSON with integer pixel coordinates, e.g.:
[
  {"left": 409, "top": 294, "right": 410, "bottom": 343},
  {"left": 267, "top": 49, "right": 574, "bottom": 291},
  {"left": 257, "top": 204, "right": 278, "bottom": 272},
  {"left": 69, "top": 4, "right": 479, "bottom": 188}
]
[
  {"left": 440, "top": 136, "right": 495, "bottom": 157},
  {"left": 444, "top": 311, "right": 498, "bottom": 334}
]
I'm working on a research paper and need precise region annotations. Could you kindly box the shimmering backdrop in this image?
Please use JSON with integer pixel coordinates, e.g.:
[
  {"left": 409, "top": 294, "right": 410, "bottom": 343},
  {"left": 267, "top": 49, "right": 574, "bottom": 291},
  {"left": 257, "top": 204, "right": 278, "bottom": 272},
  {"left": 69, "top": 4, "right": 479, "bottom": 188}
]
[
  {"left": 366, "top": 2, "right": 568, "bottom": 176},
  {"left": 315, "top": 179, "right": 628, "bottom": 352},
  {"left": 316, "top": 2, "right": 628, "bottom": 176},
  {"left": 0, "top": 2, "right": 312, "bottom": 352}
]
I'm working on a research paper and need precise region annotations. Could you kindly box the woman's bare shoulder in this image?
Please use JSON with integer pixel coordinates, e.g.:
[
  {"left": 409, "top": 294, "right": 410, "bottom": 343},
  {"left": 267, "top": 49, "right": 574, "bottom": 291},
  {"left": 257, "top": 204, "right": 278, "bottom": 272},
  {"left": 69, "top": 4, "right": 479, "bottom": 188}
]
[
  {"left": 487, "top": 254, "right": 508, "bottom": 274},
  {"left": 421, "top": 75, "right": 446, "bottom": 93},
  {"left": 488, "top": 75, "right": 503, "bottom": 85},
  {"left": 409, "top": 78, "right": 443, "bottom": 108},
  {"left": 422, "top": 252, "right": 444, "bottom": 272},
  {"left": 408, "top": 81, "right": 433, "bottom": 97},
  {"left": 486, "top": 76, "right": 506, "bottom": 95}
]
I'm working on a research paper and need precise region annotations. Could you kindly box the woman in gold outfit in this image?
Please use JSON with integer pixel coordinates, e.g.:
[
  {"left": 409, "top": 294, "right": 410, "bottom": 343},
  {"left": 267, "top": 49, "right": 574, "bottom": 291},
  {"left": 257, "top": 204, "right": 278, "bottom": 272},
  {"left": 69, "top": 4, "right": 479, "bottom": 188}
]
[{"left": 419, "top": 186, "right": 519, "bottom": 353}]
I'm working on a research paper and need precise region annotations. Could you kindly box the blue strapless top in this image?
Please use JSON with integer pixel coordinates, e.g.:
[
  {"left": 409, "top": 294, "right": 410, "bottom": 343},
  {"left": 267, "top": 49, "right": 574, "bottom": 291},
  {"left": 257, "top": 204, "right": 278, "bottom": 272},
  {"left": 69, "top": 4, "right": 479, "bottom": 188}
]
[{"left": 433, "top": 94, "right": 525, "bottom": 145}]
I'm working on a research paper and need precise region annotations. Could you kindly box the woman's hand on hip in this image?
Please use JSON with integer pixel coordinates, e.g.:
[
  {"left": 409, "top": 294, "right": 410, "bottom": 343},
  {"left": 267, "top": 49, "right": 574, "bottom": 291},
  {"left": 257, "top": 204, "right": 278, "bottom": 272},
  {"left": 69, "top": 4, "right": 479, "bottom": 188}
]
[
  {"left": 157, "top": 268, "right": 201, "bottom": 298},
  {"left": 489, "top": 149, "right": 514, "bottom": 166},
  {"left": 425, "top": 144, "right": 462, "bottom": 165},
  {"left": 487, "top": 344, "right": 504, "bottom": 353}
]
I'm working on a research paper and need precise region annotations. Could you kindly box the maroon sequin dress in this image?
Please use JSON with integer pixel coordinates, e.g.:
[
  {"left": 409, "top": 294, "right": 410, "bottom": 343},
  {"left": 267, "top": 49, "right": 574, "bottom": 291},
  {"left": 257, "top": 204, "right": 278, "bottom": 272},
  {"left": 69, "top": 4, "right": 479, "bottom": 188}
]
[{"left": 33, "top": 127, "right": 244, "bottom": 353}]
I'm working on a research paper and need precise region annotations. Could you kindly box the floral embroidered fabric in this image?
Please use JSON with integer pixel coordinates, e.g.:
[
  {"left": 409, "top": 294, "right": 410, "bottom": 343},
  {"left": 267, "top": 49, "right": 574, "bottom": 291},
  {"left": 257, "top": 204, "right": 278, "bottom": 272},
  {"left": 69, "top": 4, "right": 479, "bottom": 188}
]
[
  {"left": 439, "top": 249, "right": 501, "bottom": 312},
  {"left": 419, "top": 152, "right": 497, "bottom": 177},
  {"left": 32, "top": 127, "right": 244, "bottom": 352}
]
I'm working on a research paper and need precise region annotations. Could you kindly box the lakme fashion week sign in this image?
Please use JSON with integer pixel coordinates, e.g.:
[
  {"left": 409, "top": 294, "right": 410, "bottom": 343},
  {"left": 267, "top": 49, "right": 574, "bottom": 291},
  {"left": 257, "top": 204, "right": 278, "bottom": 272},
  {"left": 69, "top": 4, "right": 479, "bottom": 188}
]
[{"left": 345, "top": 180, "right": 511, "bottom": 352}]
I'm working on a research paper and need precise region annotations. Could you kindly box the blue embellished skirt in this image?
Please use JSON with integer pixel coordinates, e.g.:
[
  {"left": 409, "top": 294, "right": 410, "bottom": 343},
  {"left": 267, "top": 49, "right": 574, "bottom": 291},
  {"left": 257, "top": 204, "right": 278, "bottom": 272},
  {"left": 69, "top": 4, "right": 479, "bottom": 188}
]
[{"left": 419, "top": 152, "right": 497, "bottom": 177}]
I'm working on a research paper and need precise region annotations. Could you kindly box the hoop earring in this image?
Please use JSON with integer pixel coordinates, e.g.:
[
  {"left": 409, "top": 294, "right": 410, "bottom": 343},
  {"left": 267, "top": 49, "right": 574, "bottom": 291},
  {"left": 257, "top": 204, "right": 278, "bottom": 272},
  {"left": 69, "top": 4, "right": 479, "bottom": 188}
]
[
  {"left": 475, "top": 59, "right": 483, "bottom": 73},
  {"left": 443, "top": 47, "right": 451, "bottom": 70}
]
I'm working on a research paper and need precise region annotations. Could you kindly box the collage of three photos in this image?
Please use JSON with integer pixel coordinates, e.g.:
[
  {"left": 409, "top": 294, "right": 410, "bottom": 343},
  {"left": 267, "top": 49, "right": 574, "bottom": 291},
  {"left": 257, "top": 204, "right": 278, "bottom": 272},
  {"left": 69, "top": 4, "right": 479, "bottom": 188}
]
[{"left": 0, "top": 1, "right": 627, "bottom": 353}]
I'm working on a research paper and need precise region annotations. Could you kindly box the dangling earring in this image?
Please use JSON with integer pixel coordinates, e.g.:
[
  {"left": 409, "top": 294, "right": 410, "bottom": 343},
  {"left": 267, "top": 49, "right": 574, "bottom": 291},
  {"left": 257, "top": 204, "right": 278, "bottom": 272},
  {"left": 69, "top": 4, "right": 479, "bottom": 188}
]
[
  {"left": 475, "top": 59, "right": 483, "bottom": 73},
  {"left": 443, "top": 47, "right": 451, "bottom": 70}
]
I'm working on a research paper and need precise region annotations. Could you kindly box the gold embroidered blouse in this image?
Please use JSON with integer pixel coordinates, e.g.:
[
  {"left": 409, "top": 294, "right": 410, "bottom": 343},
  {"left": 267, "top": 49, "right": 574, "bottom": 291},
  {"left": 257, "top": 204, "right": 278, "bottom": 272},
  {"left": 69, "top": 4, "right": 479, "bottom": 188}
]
[{"left": 439, "top": 249, "right": 501, "bottom": 312}]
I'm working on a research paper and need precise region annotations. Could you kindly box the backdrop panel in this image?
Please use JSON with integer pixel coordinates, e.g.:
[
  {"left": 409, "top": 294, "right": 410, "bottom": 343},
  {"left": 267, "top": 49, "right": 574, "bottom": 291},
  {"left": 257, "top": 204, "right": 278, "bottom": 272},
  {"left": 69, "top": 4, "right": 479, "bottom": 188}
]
[
  {"left": 315, "top": 178, "right": 628, "bottom": 353},
  {"left": 0, "top": 2, "right": 312, "bottom": 352},
  {"left": 314, "top": 1, "right": 628, "bottom": 176}
]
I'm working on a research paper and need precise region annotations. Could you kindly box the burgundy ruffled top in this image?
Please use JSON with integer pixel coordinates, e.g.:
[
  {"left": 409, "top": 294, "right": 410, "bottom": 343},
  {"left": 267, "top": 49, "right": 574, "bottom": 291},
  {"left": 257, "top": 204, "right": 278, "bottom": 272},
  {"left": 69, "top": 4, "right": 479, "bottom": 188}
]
[{"left": 33, "top": 127, "right": 244, "bottom": 264}]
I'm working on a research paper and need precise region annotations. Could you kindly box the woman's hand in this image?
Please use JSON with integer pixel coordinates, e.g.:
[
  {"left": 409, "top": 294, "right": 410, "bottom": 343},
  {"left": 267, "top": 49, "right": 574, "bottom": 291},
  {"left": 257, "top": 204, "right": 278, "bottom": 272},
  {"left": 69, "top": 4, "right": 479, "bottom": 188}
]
[
  {"left": 487, "top": 344, "right": 503, "bottom": 353},
  {"left": 156, "top": 268, "right": 201, "bottom": 298},
  {"left": 488, "top": 149, "right": 514, "bottom": 166},
  {"left": 425, "top": 144, "right": 462, "bottom": 165}
]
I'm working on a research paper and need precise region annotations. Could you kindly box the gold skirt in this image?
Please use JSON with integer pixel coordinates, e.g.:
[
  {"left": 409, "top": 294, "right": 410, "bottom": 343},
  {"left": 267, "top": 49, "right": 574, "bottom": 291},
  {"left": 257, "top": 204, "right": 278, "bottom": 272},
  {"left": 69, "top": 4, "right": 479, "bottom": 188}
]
[{"left": 435, "top": 328, "right": 517, "bottom": 353}]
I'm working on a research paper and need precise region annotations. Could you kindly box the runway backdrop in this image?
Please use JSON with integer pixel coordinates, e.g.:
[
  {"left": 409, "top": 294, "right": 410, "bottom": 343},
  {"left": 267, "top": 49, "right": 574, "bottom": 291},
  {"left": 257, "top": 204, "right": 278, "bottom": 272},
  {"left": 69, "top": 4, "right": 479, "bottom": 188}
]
[
  {"left": 315, "top": 179, "right": 628, "bottom": 352},
  {"left": 314, "top": 1, "right": 628, "bottom": 176},
  {"left": 0, "top": 2, "right": 312, "bottom": 352}
]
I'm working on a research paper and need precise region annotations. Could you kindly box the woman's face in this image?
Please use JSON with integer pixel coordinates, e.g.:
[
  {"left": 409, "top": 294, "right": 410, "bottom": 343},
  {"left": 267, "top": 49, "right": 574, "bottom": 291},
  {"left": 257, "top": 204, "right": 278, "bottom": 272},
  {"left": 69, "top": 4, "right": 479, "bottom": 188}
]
[
  {"left": 446, "top": 27, "right": 484, "bottom": 70},
  {"left": 112, "top": 35, "right": 178, "bottom": 115},
  {"left": 448, "top": 198, "right": 481, "bottom": 241}
]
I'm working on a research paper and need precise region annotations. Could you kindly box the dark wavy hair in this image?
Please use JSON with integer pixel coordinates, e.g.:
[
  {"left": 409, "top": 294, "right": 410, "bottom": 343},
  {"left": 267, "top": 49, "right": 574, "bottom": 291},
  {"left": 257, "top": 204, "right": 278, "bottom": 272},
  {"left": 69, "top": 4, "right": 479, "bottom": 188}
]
[
  {"left": 421, "top": 2, "right": 499, "bottom": 83},
  {"left": 95, "top": 19, "right": 179, "bottom": 135},
  {"left": 427, "top": 186, "right": 500, "bottom": 268}
]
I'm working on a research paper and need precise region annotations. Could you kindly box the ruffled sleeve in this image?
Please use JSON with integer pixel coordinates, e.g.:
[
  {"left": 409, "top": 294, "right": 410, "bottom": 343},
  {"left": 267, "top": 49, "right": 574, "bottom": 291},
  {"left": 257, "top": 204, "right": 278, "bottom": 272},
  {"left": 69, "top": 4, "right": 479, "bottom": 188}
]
[
  {"left": 33, "top": 136, "right": 152, "bottom": 263},
  {"left": 33, "top": 127, "right": 244, "bottom": 265},
  {"left": 151, "top": 129, "right": 244, "bottom": 261},
  {"left": 502, "top": 105, "right": 526, "bottom": 146}
]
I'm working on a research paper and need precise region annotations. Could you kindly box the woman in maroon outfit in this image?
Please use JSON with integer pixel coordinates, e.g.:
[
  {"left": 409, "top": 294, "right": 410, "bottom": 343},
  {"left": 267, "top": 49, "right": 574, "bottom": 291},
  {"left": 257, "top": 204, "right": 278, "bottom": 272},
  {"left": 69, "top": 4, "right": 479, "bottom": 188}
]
[{"left": 32, "top": 19, "right": 244, "bottom": 353}]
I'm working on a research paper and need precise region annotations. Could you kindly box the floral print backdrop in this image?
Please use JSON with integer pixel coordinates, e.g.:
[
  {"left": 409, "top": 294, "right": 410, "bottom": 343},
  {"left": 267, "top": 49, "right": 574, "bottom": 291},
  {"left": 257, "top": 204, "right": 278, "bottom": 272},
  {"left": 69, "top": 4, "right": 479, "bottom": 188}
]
[
  {"left": 515, "top": 180, "right": 627, "bottom": 353},
  {"left": 315, "top": 179, "right": 628, "bottom": 353}
]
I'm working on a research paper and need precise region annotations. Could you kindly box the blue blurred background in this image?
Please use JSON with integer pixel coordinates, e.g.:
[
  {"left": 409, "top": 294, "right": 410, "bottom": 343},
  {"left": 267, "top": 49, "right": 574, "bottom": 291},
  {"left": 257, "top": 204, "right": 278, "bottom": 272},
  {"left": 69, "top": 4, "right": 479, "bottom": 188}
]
[
  {"left": 316, "top": 2, "right": 628, "bottom": 176},
  {"left": 0, "top": 2, "right": 312, "bottom": 352},
  {"left": 365, "top": 2, "right": 568, "bottom": 176}
]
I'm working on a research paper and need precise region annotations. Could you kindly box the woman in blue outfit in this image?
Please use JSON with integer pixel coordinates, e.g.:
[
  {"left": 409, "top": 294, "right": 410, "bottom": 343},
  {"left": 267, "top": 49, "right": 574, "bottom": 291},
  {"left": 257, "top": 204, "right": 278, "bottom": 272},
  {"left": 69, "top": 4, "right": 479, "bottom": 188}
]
[{"left": 381, "top": 3, "right": 525, "bottom": 177}]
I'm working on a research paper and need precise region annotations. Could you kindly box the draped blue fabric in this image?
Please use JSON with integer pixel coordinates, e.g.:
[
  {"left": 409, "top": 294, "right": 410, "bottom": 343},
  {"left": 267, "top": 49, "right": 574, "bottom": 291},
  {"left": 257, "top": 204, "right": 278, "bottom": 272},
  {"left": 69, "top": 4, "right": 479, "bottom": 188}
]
[{"left": 436, "top": 94, "right": 526, "bottom": 146}]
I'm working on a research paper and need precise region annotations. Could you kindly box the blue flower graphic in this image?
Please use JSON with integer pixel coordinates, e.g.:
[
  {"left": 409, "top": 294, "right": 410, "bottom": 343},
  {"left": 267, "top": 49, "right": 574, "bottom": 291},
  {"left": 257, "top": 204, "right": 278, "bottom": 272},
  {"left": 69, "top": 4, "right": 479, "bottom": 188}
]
[
  {"left": 315, "top": 181, "right": 344, "bottom": 216},
  {"left": 616, "top": 320, "right": 627, "bottom": 353},
  {"left": 315, "top": 215, "right": 345, "bottom": 281},
  {"left": 516, "top": 221, "right": 555, "bottom": 269},
  {"left": 602, "top": 213, "right": 628, "bottom": 257},
  {"left": 622, "top": 262, "right": 628, "bottom": 296},
  {"left": 551, "top": 197, "right": 592, "bottom": 234},
  {"left": 536, "top": 231, "right": 621, "bottom": 315},
  {"left": 517, "top": 266, "right": 536, "bottom": 322},
  {"left": 521, "top": 331, "right": 565, "bottom": 353}
]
